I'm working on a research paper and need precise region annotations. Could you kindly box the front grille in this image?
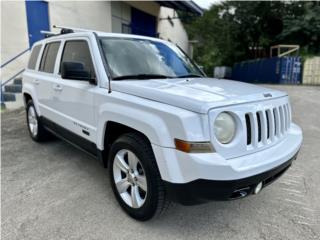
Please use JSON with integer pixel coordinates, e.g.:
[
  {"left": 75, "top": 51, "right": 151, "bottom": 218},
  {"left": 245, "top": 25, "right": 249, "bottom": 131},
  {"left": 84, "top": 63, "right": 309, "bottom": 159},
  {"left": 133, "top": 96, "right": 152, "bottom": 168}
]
[{"left": 245, "top": 103, "right": 291, "bottom": 148}]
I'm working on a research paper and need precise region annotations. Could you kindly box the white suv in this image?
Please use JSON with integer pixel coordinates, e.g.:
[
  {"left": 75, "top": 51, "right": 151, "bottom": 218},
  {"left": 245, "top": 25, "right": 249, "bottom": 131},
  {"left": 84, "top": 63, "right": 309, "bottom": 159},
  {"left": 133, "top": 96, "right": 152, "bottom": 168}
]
[{"left": 23, "top": 28, "right": 303, "bottom": 221}]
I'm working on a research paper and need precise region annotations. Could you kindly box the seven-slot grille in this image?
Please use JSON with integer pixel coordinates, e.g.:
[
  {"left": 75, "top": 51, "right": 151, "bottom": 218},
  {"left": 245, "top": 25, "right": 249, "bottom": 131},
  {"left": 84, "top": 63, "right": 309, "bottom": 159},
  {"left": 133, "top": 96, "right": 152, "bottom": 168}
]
[{"left": 245, "top": 103, "right": 291, "bottom": 148}]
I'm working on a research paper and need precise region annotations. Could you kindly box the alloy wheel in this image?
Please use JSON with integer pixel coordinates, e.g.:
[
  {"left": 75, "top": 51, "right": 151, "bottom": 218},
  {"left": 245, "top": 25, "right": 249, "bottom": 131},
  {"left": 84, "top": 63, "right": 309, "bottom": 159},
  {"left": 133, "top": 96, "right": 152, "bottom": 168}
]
[{"left": 113, "top": 149, "right": 148, "bottom": 208}]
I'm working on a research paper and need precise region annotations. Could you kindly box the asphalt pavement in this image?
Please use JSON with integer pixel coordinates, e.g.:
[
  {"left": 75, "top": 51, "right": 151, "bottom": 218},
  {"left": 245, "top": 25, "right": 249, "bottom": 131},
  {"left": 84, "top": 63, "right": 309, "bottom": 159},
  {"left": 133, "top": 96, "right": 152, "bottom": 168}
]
[{"left": 1, "top": 85, "right": 319, "bottom": 240}]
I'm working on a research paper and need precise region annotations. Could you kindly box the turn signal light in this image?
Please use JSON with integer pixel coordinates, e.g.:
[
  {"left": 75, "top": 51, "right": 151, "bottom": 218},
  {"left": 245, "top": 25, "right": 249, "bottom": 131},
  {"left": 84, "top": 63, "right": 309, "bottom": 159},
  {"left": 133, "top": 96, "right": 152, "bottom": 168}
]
[{"left": 174, "top": 139, "right": 214, "bottom": 153}]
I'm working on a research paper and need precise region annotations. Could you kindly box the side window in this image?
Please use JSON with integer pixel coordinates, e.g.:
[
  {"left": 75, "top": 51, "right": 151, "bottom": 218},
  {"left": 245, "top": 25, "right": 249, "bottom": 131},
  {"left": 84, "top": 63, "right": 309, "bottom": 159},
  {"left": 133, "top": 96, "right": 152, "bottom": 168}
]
[
  {"left": 60, "top": 40, "right": 95, "bottom": 79},
  {"left": 28, "top": 45, "right": 42, "bottom": 70},
  {"left": 39, "top": 42, "right": 60, "bottom": 73}
]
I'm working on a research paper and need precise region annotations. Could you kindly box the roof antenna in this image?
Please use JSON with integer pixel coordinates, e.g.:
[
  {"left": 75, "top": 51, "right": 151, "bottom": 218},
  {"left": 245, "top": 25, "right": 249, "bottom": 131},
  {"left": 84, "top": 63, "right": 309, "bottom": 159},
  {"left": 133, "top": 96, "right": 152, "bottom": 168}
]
[{"left": 108, "top": 76, "right": 112, "bottom": 94}]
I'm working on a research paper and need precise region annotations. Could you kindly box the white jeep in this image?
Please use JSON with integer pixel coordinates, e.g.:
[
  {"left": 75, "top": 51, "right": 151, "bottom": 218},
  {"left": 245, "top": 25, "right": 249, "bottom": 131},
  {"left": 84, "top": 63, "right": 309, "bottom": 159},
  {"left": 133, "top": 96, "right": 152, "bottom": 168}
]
[{"left": 22, "top": 28, "right": 303, "bottom": 221}]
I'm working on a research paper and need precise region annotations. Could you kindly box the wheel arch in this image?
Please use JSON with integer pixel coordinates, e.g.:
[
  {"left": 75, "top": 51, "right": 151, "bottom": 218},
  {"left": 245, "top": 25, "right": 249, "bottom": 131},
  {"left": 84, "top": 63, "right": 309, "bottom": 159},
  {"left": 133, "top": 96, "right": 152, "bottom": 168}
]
[
  {"left": 96, "top": 107, "right": 174, "bottom": 151},
  {"left": 95, "top": 101, "right": 209, "bottom": 180},
  {"left": 22, "top": 86, "right": 41, "bottom": 116},
  {"left": 23, "top": 92, "right": 32, "bottom": 106},
  {"left": 96, "top": 108, "right": 173, "bottom": 172},
  {"left": 103, "top": 121, "right": 153, "bottom": 150}
]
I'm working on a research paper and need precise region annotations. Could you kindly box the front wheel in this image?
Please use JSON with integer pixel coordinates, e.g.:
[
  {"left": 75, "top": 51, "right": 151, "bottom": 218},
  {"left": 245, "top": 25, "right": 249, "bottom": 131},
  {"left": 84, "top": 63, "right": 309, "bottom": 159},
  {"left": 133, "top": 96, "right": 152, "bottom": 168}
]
[{"left": 108, "top": 133, "right": 170, "bottom": 221}]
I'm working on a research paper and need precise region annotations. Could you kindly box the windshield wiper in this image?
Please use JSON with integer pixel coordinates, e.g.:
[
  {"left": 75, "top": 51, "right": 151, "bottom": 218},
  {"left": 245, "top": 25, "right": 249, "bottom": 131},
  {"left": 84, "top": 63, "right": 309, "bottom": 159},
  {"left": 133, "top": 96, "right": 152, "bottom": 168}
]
[
  {"left": 177, "top": 74, "right": 203, "bottom": 78},
  {"left": 113, "top": 74, "right": 173, "bottom": 80}
]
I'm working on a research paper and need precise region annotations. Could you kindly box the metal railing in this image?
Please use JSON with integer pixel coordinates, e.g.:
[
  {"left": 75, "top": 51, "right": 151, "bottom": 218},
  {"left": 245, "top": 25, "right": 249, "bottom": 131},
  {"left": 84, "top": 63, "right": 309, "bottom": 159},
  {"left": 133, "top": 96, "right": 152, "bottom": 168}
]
[
  {"left": 1, "top": 48, "right": 29, "bottom": 86},
  {"left": 1, "top": 69, "right": 25, "bottom": 87},
  {"left": 1, "top": 48, "right": 29, "bottom": 68},
  {"left": 1, "top": 48, "right": 29, "bottom": 106}
]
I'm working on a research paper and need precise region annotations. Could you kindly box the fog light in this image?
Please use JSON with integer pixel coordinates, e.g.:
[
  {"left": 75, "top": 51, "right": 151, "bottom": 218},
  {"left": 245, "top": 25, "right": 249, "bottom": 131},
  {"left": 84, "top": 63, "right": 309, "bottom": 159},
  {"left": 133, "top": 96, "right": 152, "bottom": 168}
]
[{"left": 254, "top": 182, "right": 263, "bottom": 194}]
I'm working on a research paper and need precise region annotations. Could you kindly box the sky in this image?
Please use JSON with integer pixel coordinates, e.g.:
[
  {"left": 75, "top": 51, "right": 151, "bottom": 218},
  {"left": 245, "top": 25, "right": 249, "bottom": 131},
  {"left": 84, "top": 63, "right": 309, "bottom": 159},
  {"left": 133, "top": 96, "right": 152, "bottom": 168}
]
[{"left": 193, "top": 0, "right": 220, "bottom": 9}]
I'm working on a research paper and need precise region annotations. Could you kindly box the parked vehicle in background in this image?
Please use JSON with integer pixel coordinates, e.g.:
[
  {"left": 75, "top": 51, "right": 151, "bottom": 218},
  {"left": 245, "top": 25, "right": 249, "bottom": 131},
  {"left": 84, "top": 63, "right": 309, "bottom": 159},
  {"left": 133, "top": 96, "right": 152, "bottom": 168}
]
[{"left": 22, "top": 28, "right": 303, "bottom": 221}]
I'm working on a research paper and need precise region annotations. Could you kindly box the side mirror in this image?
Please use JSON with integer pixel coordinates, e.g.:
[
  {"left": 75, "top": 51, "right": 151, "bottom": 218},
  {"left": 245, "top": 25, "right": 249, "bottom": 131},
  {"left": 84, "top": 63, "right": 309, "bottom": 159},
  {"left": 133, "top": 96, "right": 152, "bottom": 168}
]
[{"left": 61, "top": 61, "right": 95, "bottom": 84}]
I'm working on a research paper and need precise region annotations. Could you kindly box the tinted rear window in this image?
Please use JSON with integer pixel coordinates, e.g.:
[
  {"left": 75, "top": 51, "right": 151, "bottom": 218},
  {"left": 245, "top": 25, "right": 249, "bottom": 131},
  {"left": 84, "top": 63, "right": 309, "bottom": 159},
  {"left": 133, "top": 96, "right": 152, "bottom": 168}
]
[
  {"left": 39, "top": 42, "right": 60, "bottom": 73},
  {"left": 28, "top": 45, "right": 41, "bottom": 70}
]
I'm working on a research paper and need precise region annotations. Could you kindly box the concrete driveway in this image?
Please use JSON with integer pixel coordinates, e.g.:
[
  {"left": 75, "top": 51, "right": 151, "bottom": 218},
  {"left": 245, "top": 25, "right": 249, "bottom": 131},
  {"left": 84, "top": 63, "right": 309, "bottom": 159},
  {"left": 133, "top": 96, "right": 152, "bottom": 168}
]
[{"left": 1, "top": 85, "right": 320, "bottom": 240}]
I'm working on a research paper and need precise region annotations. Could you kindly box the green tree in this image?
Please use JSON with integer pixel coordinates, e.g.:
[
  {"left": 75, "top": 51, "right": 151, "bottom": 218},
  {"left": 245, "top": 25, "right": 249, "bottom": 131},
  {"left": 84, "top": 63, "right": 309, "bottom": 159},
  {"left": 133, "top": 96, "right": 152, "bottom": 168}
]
[
  {"left": 184, "top": 1, "right": 320, "bottom": 74},
  {"left": 279, "top": 1, "right": 320, "bottom": 55}
]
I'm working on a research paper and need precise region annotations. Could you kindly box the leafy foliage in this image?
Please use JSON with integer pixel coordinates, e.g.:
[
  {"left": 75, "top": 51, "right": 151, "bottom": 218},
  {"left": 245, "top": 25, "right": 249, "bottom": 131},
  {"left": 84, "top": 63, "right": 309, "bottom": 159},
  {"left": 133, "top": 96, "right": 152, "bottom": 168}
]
[{"left": 183, "top": 1, "right": 320, "bottom": 73}]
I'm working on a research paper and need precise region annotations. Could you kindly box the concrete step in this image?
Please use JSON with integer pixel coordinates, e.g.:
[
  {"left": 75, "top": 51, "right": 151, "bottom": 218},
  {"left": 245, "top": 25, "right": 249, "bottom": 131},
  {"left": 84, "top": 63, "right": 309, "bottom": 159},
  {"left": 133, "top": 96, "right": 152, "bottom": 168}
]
[
  {"left": 3, "top": 93, "right": 24, "bottom": 110},
  {"left": 4, "top": 84, "right": 22, "bottom": 93},
  {"left": 1, "top": 92, "right": 16, "bottom": 102},
  {"left": 13, "top": 77, "right": 22, "bottom": 85}
]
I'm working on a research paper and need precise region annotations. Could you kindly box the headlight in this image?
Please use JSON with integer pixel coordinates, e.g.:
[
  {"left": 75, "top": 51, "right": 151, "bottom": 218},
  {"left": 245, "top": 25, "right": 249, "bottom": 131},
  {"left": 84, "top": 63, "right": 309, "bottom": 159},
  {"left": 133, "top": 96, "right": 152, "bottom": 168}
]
[{"left": 214, "top": 112, "right": 236, "bottom": 144}]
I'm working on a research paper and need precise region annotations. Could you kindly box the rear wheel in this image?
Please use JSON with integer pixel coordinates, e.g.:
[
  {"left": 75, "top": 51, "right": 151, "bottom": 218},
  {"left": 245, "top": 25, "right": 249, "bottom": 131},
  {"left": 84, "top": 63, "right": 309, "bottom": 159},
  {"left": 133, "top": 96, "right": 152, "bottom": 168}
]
[
  {"left": 108, "top": 132, "right": 170, "bottom": 221},
  {"left": 26, "top": 100, "right": 50, "bottom": 141}
]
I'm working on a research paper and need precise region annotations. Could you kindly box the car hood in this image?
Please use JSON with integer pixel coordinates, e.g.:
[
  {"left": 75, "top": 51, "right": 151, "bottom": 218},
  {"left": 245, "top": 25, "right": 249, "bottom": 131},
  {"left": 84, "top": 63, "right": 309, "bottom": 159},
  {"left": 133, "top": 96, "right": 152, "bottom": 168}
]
[{"left": 112, "top": 78, "right": 287, "bottom": 114}]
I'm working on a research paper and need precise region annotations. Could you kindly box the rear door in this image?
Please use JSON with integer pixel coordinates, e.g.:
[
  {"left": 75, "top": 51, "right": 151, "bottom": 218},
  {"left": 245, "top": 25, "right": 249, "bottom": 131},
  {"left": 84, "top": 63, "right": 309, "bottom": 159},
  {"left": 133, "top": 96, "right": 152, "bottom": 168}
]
[
  {"left": 36, "top": 41, "right": 62, "bottom": 119},
  {"left": 23, "top": 43, "right": 42, "bottom": 96},
  {"left": 52, "top": 39, "right": 97, "bottom": 143}
]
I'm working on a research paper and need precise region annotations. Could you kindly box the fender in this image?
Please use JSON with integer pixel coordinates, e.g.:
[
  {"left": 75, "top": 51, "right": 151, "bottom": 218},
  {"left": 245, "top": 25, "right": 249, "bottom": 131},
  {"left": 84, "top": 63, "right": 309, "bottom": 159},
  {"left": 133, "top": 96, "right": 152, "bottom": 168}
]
[
  {"left": 95, "top": 100, "right": 211, "bottom": 181},
  {"left": 96, "top": 102, "right": 172, "bottom": 150},
  {"left": 95, "top": 98, "right": 210, "bottom": 150},
  {"left": 22, "top": 84, "right": 41, "bottom": 116}
]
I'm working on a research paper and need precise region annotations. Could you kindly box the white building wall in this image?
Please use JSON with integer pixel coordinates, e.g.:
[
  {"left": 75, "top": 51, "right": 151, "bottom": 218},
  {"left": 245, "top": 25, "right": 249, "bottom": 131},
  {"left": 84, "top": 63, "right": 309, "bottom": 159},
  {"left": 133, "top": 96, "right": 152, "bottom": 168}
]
[
  {"left": 49, "top": 1, "right": 112, "bottom": 32},
  {"left": 111, "top": 1, "right": 131, "bottom": 33},
  {"left": 1, "top": 1, "right": 190, "bottom": 83},
  {"left": 157, "top": 7, "right": 189, "bottom": 53},
  {"left": 1, "top": 1, "right": 29, "bottom": 83},
  {"left": 125, "top": 1, "right": 160, "bottom": 17},
  {"left": 1, "top": 1, "right": 113, "bottom": 83}
]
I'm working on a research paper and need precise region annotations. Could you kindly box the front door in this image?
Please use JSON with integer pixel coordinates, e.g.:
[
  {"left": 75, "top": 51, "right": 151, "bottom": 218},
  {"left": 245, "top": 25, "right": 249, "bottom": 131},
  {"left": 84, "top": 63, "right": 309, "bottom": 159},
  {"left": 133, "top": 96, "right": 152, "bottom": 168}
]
[
  {"left": 25, "top": 1, "right": 50, "bottom": 47},
  {"left": 53, "top": 39, "right": 97, "bottom": 143}
]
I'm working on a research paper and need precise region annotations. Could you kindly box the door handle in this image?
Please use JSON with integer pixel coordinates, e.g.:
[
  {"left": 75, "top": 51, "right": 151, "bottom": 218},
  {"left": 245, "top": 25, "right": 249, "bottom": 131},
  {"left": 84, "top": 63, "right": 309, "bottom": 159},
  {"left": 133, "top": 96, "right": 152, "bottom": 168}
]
[
  {"left": 33, "top": 79, "right": 40, "bottom": 85},
  {"left": 53, "top": 84, "right": 63, "bottom": 91}
]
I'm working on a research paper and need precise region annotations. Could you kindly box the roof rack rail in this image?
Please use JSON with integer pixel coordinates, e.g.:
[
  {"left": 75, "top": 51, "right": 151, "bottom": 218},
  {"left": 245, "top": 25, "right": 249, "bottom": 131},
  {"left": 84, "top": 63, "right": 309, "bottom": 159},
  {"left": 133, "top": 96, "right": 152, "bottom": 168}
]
[
  {"left": 40, "top": 30, "right": 58, "bottom": 38},
  {"left": 53, "top": 25, "right": 95, "bottom": 34},
  {"left": 40, "top": 25, "right": 99, "bottom": 40}
]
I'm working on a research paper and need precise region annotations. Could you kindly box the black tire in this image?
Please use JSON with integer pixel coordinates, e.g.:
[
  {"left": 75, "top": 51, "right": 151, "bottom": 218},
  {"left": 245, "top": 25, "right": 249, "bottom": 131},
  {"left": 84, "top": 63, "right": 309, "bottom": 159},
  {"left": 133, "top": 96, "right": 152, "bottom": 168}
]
[
  {"left": 108, "top": 132, "right": 170, "bottom": 221},
  {"left": 26, "top": 100, "right": 50, "bottom": 142}
]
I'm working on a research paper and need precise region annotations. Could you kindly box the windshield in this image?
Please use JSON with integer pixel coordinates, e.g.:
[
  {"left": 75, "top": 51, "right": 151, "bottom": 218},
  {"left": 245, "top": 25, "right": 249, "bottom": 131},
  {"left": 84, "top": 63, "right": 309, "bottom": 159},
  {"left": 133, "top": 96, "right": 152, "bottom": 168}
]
[{"left": 99, "top": 37, "right": 203, "bottom": 79}]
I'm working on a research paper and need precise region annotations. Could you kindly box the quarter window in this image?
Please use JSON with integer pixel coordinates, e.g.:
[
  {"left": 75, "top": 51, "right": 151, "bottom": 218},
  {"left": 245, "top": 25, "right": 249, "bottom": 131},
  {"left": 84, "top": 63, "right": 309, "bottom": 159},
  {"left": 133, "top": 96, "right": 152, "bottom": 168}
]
[
  {"left": 39, "top": 42, "right": 60, "bottom": 73},
  {"left": 60, "top": 40, "right": 95, "bottom": 79},
  {"left": 28, "top": 45, "right": 42, "bottom": 70}
]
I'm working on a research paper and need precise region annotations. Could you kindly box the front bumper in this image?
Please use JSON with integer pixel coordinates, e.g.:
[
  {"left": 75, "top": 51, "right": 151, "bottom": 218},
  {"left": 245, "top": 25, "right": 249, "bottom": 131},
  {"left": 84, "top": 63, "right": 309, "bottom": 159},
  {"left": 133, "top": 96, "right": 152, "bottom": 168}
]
[
  {"left": 152, "top": 123, "right": 302, "bottom": 183},
  {"left": 165, "top": 152, "right": 298, "bottom": 205}
]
